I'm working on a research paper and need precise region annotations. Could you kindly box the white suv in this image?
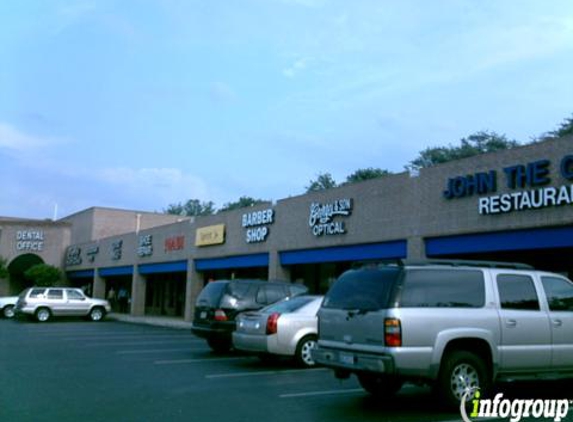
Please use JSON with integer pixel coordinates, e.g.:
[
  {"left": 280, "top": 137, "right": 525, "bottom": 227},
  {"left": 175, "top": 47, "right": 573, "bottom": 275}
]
[
  {"left": 313, "top": 260, "right": 573, "bottom": 407},
  {"left": 15, "top": 287, "right": 111, "bottom": 322}
]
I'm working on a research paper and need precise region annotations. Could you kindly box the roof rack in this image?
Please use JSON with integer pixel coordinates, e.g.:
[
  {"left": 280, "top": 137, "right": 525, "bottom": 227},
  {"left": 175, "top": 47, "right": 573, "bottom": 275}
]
[{"left": 398, "top": 259, "right": 534, "bottom": 270}]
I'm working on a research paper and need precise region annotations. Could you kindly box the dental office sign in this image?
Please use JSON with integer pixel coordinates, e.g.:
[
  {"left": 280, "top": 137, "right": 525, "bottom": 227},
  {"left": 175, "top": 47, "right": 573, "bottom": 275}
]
[
  {"left": 443, "top": 155, "right": 573, "bottom": 215},
  {"left": 16, "top": 230, "right": 45, "bottom": 251},
  {"left": 309, "top": 199, "right": 353, "bottom": 236}
]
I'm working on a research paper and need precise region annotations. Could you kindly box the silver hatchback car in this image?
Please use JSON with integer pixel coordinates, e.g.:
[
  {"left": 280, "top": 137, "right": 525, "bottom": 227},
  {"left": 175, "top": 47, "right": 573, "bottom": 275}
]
[
  {"left": 233, "top": 295, "right": 323, "bottom": 367},
  {"left": 15, "top": 287, "right": 111, "bottom": 322}
]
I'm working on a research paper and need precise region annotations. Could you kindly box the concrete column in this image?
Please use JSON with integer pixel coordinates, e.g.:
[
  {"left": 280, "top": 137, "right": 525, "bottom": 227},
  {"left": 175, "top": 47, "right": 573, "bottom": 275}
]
[
  {"left": 130, "top": 269, "right": 146, "bottom": 316},
  {"left": 407, "top": 236, "right": 426, "bottom": 260},
  {"left": 184, "top": 259, "right": 204, "bottom": 322},
  {"left": 93, "top": 272, "right": 105, "bottom": 299},
  {"left": 268, "top": 251, "right": 290, "bottom": 281}
]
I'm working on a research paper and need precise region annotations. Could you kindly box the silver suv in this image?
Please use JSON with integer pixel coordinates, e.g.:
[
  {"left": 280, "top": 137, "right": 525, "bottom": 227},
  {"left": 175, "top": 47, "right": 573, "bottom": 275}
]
[
  {"left": 15, "top": 287, "right": 111, "bottom": 322},
  {"left": 312, "top": 260, "right": 573, "bottom": 407}
]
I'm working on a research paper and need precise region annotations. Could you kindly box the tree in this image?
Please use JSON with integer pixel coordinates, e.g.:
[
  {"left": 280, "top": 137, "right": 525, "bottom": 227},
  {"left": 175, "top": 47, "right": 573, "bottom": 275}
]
[
  {"left": 219, "top": 196, "right": 266, "bottom": 212},
  {"left": 165, "top": 199, "right": 216, "bottom": 217},
  {"left": 306, "top": 172, "right": 337, "bottom": 192},
  {"left": 344, "top": 168, "right": 390, "bottom": 184},
  {"left": 0, "top": 256, "right": 8, "bottom": 279},
  {"left": 406, "top": 131, "right": 520, "bottom": 171},
  {"left": 547, "top": 114, "right": 573, "bottom": 139},
  {"left": 24, "top": 264, "right": 62, "bottom": 287}
]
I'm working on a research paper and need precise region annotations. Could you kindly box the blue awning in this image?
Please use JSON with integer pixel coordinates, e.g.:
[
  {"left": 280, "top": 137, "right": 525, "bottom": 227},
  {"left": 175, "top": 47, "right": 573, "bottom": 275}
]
[
  {"left": 139, "top": 260, "right": 188, "bottom": 275},
  {"left": 426, "top": 226, "right": 573, "bottom": 256},
  {"left": 280, "top": 240, "right": 407, "bottom": 265},
  {"left": 195, "top": 253, "right": 269, "bottom": 271},
  {"left": 67, "top": 269, "right": 95, "bottom": 279},
  {"left": 98, "top": 266, "right": 134, "bottom": 277}
]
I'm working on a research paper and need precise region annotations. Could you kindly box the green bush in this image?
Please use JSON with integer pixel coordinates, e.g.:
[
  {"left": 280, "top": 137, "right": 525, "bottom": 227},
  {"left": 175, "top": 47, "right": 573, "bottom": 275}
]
[{"left": 24, "top": 264, "right": 62, "bottom": 287}]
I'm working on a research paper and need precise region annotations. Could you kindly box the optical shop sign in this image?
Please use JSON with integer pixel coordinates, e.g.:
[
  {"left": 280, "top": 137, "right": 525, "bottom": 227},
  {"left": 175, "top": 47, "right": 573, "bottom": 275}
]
[
  {"left": 309, "top": 199, "right": 353, "bottom": 236},
  {"left": 443, "top": 155, "right": 573, "bottom": 215}
]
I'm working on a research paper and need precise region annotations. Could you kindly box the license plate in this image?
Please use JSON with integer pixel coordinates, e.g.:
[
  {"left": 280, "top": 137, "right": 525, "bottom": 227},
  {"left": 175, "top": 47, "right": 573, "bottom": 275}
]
[
  {"left": 339, "top": 352, "right": 354, "bottom": 365},
  {"left": 200, "top": 311, "right": 207, "bottom": 319}
]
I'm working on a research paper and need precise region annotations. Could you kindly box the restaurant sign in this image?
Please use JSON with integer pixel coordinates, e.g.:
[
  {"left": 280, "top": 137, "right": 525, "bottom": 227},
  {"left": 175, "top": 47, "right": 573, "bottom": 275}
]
[{"left": 444, "top": 155, "right": 573, "bottom": 216}]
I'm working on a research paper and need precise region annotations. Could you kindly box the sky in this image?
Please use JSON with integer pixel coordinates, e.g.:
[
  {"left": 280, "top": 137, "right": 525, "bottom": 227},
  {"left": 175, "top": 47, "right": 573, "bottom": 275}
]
[{"left": 1, "top": 0, "right": 572, "bottom": 220}]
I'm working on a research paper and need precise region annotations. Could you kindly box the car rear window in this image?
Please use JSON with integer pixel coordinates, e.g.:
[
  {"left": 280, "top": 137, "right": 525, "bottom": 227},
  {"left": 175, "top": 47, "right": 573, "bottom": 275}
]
[
  {"left": 322, "top": 267, "right": 401, "bottom": 310},
  {"left": 263, "top": 296, "right": 314, "bottom": 313},
  {"left": 227, "top": 282, "right": 254, "bottom": 300},
  {"left": 399, "top": 269, "right": 485, "bottom": 308},
  {"left": 196, "top": 282, "right": 228, "bottom": 307}
]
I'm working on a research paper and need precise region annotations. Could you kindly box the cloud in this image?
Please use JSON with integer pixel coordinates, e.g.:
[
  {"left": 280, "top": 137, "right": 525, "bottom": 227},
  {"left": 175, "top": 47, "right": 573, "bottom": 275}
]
[
  {"left": 283, "top": 58, "right": 308, "bottom": 78},
  {"left": 96, "top": 167, "right": 210, "bottom": 204},
  {"left": 210, "top": 82, "right": 238, "bottom": 102},
  {"left": 0, "top": 122, "right": 61, "bottom": 152},
  {"left": 277, "top": 0, "right": 326, "bottom": 7}
]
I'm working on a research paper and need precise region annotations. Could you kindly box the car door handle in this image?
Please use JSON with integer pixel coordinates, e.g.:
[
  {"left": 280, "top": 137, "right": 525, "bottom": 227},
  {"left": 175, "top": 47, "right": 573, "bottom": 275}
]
[
  {"left": 505, "top": 319, "right": 517, "bottom": 327},
  {"left": 553, "top": 319, "right": 563, "bottom": 327}
]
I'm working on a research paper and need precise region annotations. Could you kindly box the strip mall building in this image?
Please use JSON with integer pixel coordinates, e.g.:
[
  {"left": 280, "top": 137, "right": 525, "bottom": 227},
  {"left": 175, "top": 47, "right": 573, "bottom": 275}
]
[{"left": 1, "top": 136, "right": 573, "bottom": 321}]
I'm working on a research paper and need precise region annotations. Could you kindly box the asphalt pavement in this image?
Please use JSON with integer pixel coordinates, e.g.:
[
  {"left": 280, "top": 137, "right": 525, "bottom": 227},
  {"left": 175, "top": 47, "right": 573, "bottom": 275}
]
[{"left": 1, "top": 318, "right": 571, "bottom": 422}]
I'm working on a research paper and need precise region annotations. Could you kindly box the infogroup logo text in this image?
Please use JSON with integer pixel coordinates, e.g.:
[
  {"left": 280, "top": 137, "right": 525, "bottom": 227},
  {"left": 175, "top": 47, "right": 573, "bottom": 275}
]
[{"left": 461, "top": 390, "right": 571, "bottom": 422}]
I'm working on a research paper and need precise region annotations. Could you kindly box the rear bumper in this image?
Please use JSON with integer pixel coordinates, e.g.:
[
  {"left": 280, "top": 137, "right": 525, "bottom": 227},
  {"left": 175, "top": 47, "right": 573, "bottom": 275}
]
[
  {"left": 232, "top": 332, "right": 268, "bottom": 353},
  {"left": 312, "top": 346, "right": 395, "bottom": 374},
  {"left": 191, "top": 323, "right": 234, "bottom": 341}
]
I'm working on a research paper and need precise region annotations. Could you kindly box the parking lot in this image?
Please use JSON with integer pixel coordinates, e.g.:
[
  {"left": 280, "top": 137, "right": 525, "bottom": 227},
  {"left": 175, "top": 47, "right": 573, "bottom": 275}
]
[{"left": 0, "top": 319, "right": 570, "bottom": 422}]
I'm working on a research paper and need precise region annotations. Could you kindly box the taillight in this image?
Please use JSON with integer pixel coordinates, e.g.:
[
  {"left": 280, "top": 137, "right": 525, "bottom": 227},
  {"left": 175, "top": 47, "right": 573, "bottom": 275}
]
[
  {"left": 214, "top": 309, "right": 228, "bottom": 321},
  {"left": 384, "top": 318, "right": 402, "bottom": 347},
  {"left": 266, "top": 312, "right": 281, "bottom": 334}
]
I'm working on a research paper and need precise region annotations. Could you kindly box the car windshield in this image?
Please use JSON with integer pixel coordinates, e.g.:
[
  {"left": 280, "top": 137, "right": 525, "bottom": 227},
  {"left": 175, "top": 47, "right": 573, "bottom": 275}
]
[
  {"left": 322, "top": 267, "right": 401, "bottom": 311},
  {"left": 262, "top": 296, "right": 316, "bottom": 313},
  {"left": 196, "top": 282, "right": 228, "bottom": 307}
]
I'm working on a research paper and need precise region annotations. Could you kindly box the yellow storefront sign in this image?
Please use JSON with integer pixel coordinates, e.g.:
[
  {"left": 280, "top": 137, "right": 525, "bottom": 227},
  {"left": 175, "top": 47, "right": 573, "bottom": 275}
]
[{"left": 195, "top": 224, "right": 225, "bottom": 247}]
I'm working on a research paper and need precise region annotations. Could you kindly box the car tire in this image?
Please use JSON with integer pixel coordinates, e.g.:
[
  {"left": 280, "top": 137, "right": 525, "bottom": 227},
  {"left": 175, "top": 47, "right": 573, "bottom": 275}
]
[
  {"left": 437, "top": 350, "right": 490, "bottom": 409},
  {"left": 357, "top": 373, "right": 403, "bottom": 397},
  {"left": 35, "top": 307, "right": 51, "bottom": 323},
  {"left": 295, "top": 335, "right": 317, "bottom": 367},
  {"left": 207, "top": 338, "right": 232, "bottom": 353},
  {"left": 89, "top": 307, "right": 106, "bottom": 322},
  {"left": 3, "top": 305, "right": 15, "bottom": 319}
]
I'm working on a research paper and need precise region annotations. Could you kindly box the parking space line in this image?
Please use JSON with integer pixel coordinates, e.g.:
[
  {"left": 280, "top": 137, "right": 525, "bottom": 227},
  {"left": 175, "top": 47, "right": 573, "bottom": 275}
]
[
  {"left": 154, "top": 357, "right": 254, "bottom": 365},
  {"left": 81, "top": 340, "right": 199, "bottom": 347},
  {"left": 206, "top": 367, "right": 328, "bottom": 379},
  {"left": 279, "top": 388, "right": 364, "bottom": 398},
  {"left": 65, "top": 334, "right": 197, "bottom": 341},
  {"left": 117, "top": 348, "right": 203, "bottom": 355}
]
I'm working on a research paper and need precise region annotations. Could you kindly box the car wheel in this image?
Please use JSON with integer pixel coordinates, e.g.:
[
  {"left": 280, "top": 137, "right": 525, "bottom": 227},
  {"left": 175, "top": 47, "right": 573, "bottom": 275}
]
[
  {"left": 357, "top": 373, "right": 403, "bottom": 397},
  {"left": 89, "top": 307, "right": 105, "bottom": 322},
  {"left": 35, "top": 307, "right": 51, "bottom": 323},
  {"left": 295, "top": 335, "right": 317, "bottom": 367},
  {"left": 207, "top": 338, "right": 232, "bottom": 353},
  {"left": 3, "top": 305, "right": 15, "bottom": 319},
  {"left": 437, "top": 350, "right": 490, "bottom": 409}
]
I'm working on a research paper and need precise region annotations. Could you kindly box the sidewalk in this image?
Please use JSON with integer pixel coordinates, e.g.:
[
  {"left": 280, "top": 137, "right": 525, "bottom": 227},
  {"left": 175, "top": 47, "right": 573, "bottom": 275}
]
[{"left": 107, "top": 312, "right": 193, "bottom": 330}]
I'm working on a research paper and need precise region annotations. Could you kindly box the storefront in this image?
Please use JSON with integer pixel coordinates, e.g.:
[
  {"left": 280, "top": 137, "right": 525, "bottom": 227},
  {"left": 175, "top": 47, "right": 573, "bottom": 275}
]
[
  {"left": 99, "top": 266, "right": 134, "bottom": 313},
  {"left": 194, "top": 254, "right": 269, "bottom": 284},
  {"left": 280, "top": 241, "right": 407, "bottom": 293},
  {"left": 140, "top": 261, "right": 187, "bottom": 317},
  {"left": 2, "top": 136, "right": 571, "bottom": 322}
]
